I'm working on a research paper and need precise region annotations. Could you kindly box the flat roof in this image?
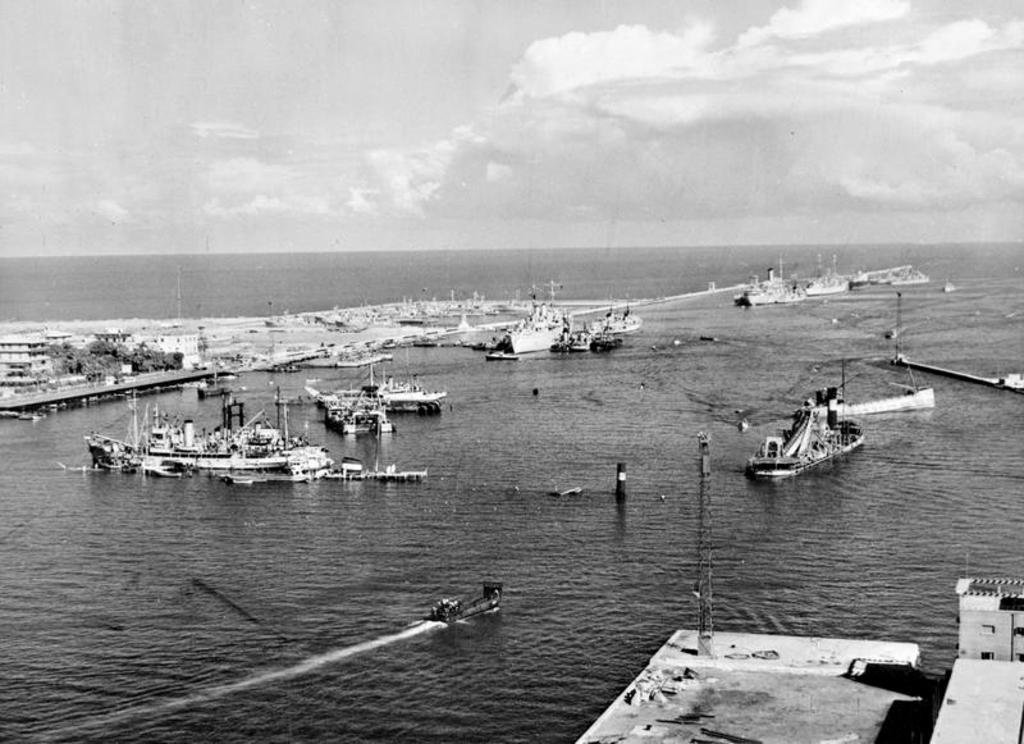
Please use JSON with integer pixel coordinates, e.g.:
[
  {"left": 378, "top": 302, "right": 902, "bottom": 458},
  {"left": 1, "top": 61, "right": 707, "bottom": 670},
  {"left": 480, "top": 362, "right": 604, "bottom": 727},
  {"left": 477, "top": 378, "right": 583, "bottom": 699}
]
[
  {"left": 957, "top": 577, "right": 1024, "bottom": 599},
  {"left": 575, "top": 630, "right": 920, "bottom": 744},
  {"left": 931, "top": 659, "right": 1024, "bottom": 744}
]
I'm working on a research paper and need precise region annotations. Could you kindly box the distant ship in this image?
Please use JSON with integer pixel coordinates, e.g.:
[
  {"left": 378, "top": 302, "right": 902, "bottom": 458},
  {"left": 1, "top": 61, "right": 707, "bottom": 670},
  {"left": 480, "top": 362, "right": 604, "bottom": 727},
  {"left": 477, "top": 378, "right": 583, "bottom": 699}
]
[
  {"left": 803, "top": 254, "right": 850, "bottom": 297},
  {"left": 849, "top": 265, "right": 929, "bottom": 289},
  {"left": 735, "top": 267, "right": 807, "bottom": 307},
  {"left": 589, "top": 307, "right": 642, "bottom": 335}
]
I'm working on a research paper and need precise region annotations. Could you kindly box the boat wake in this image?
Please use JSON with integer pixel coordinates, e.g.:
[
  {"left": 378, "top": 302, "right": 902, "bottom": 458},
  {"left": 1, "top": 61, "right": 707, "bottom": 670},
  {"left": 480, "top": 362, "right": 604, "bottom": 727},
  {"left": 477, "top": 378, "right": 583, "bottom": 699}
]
[{"left": 42, "top": 620, "right": 444, "bottom": 739}]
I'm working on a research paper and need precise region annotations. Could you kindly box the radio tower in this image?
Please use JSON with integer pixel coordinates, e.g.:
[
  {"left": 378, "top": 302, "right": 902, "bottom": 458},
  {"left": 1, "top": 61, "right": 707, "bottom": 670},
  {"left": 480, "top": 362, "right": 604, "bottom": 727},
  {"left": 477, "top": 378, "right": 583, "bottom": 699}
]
[{"left": 697, "top": 432, "right": 714, "bottom": 657}]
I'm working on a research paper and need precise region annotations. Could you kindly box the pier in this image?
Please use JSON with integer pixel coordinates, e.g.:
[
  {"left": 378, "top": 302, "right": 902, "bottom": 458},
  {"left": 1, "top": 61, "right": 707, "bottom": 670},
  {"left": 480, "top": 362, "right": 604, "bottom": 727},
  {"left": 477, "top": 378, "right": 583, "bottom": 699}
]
[
  {"left": 0, "top": 368, "right": 217, "bottom": 413},
  {"left": 893, "top": 355, "right": 1024, "bottom": 394}
]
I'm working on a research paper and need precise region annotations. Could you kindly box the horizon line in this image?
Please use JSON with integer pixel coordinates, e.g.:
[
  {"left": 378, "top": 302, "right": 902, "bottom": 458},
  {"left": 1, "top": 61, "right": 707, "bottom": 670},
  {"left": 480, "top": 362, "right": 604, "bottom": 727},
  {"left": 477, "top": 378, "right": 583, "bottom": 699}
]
[{"left": 1, "top": 239, "right": 1021, "bottom": 260}]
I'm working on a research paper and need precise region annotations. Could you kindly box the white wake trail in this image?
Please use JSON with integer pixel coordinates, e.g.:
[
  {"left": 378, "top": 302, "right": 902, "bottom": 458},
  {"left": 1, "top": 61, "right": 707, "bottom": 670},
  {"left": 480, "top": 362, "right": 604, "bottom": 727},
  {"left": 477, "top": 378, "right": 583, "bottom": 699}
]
[{"left": 42, "top": 621, "right": 444, "bottom": 740}]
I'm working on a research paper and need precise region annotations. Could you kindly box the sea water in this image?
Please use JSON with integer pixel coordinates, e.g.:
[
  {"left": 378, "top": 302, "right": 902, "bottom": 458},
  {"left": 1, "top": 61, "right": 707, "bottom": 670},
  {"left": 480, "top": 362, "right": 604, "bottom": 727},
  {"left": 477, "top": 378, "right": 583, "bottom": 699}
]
[{"left": 0, "top": 243, "right": 1022, "bottom": 742}]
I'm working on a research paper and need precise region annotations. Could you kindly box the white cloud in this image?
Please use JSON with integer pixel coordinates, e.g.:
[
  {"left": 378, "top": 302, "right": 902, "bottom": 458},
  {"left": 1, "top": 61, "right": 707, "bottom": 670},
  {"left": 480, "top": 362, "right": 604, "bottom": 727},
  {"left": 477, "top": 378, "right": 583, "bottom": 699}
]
[
  {"left": 349, "top": 9, "right": 1023, "bottom": 224},
  {"left": 738, "top": 0, "right": 909, "bottom": 47},
  {"left": 346, "top": 187, "right": 379, "bottom": 215},
  {"left": 190, "top": 121, "right": 260, "bottom": 140},
  {"left": 204, "top": 194, "right": 331, "bottom": 217},
  {"left": 207, "top": 158, "right": 293, "bottom": 194},
  {"left": 95, "top": 199, "right": 129, "bottom": 223},
  {"left": 510, "top": 23, "right": 715, "bottom": 98}
]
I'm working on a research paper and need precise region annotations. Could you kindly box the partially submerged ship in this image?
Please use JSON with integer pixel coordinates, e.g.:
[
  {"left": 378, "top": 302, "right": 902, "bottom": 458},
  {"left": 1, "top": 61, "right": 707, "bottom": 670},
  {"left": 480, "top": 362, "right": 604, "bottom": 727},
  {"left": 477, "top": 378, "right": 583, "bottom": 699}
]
[
  {"left": 325, "top": 401, "right": 394, "bottom": 436},
  {"left": 745, "top": 387, "right": 864, "bottom": 479},
  {"left": 91, "top": 393, "right": 333, "bottom": 479},
  {"left": 425, "top": 583, "right": 503, "bottom": 623}
]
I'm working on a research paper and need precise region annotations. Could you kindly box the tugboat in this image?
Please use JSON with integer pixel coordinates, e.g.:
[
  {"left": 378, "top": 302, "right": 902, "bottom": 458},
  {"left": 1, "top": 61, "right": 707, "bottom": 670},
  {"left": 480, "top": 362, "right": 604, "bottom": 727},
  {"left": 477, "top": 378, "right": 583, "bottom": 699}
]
[
  {"left": 425, "top": 583, "right": 503, "bottom": 623},
  {"left": 745, "top": 387, "right": 863, "bottom": 479}
]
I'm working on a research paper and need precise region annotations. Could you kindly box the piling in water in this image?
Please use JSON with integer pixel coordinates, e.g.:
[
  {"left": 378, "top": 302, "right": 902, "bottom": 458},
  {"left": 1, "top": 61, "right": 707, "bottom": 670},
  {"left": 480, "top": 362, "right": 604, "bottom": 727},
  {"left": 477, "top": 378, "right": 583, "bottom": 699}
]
[{"left": 615, "top": 462, "right": 626, "bottom": 501}]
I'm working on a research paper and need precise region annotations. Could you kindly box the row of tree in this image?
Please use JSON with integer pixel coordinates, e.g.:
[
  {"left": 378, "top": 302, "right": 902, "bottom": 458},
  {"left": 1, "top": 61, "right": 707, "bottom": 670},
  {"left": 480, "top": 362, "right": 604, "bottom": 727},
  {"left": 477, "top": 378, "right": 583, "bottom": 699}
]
[{"left": 47, "top": 340, "right": 183, "bottom": 379}]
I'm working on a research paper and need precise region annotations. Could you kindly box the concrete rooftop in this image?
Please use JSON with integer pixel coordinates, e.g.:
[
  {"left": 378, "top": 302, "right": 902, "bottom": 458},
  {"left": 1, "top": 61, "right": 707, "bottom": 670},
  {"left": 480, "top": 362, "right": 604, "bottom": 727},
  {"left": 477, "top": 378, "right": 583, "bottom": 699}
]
[{"left": 575, "top": 630, "right": 921, "bottom": 744}]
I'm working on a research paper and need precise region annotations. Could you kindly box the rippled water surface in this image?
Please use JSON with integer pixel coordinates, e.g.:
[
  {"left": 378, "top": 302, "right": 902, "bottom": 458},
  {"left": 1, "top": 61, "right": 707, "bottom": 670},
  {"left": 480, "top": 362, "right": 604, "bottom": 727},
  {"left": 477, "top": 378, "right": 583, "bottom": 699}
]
[{"left": 1, "top": 245, "right": 1023, "bottom": 742}]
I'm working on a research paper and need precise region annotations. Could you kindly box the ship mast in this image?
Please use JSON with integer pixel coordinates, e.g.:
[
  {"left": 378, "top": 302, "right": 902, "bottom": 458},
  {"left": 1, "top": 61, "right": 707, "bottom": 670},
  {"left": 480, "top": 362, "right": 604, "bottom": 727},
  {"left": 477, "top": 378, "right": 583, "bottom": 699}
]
[{"left": 696, "top": 431, "right": 714, "bottom": 657}]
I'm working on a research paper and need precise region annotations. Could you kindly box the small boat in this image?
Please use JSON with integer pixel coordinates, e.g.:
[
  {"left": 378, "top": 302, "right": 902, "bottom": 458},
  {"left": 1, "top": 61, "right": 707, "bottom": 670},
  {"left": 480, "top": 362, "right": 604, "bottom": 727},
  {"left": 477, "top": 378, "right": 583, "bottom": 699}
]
[
  {"left": 943, "top": 281, "right": 957, "bottom": 293},
  {"left": 589, "top": 335, "right": 622, "bottom": 352},
  {"left": 699, "top": 335, "right": 718, "bottom": 342},
  {"left": 221, "top": 474, "right": 257, "bottom": 485},
  {"left": 485, "top": 351, "right": 520, "bottom": 361},
  {"left": 143, "top": 462, "right": 184, "bottom": 478},
  {"left": 548, "top": 487, "right": 583, "bottom": 497},
  {"left": 425, "top": 583, "right": 503, "bottom": 623}
]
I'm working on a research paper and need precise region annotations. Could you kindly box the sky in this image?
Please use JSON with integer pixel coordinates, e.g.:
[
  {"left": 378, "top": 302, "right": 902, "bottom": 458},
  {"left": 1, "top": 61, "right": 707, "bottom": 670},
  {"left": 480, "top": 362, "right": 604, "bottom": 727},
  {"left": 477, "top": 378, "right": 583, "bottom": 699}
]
[{"left": 1, "top": 0, "right": 1022, "bottom": 256}]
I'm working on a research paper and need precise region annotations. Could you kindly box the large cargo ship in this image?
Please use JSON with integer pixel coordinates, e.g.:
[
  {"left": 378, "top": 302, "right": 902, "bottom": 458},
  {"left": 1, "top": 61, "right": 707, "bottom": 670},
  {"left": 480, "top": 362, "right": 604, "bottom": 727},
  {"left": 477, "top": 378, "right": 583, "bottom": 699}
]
[
  {"left": 496, "top": 303, "right": 565, "bottom": 354},
  {"left": 92, "top": 395, "right": 333, "bottom": 478}
]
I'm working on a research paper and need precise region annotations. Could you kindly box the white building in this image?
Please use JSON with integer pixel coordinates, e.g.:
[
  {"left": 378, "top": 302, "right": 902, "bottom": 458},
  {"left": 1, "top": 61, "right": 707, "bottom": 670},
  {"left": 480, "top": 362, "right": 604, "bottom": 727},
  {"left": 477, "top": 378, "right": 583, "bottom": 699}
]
[
  {"left": 140, "top": 334, "right": 202, "bottom": 370},
  {"left": 0, "top": 335, "right": 52, "bottom": 386}
]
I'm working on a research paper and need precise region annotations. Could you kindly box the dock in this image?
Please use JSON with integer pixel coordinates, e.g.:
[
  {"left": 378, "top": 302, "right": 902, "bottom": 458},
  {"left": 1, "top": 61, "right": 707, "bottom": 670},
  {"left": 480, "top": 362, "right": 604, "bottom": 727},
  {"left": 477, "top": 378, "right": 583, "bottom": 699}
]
[
  {"left": 575, "top": 630, "right": 924, "bottom": 744},
  {"left": 0, "top": 368, "right": 217, "bottom": 412},
  {"left": 892, "top": 355, "right": 1024, "bottom": 393}
]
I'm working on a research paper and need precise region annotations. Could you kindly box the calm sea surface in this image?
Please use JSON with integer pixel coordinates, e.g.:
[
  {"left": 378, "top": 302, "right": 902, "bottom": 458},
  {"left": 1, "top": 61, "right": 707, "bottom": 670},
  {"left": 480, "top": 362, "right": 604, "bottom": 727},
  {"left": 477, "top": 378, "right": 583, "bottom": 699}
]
[{"left": 1, "top": 244, "right": 1023, "bottom": 742}]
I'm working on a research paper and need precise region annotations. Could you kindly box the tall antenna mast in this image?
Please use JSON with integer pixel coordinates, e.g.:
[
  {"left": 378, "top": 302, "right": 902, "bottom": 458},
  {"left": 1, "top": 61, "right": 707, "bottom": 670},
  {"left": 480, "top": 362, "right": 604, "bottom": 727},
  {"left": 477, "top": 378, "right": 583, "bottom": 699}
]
[
  {"left": 697, "top": 431, "right": 714, "bottom": 657},
  {"left": 895, "top": 292, "right": 903, "bottom": 360}
]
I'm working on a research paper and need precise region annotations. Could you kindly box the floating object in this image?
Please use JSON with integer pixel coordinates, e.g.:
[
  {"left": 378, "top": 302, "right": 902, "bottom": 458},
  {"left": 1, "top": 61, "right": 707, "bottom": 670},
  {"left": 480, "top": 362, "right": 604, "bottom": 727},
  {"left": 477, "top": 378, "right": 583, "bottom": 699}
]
[
  {"left": 425, "top": 583, "right": 502, "bottom": 623},
  {"left": 673, "top": 339, "right": 681, "bottom": 346},
  {"left": 548, "top": 487, "right": 583, "bottom": 497},
  {"left": 143, "top": 463, "right": 184, "bottom": 478},
  {"left": 699, "top": 335, "right": 717, "bottom": 342},
  {"left": 737, "top": 418, "right": 749, "bottom": 432},
  {"left": 485, "top": 351, "right": 520, "bottom": 361},
  {"left": 221, "top": 474, "right": 258, "bottom": 485}
]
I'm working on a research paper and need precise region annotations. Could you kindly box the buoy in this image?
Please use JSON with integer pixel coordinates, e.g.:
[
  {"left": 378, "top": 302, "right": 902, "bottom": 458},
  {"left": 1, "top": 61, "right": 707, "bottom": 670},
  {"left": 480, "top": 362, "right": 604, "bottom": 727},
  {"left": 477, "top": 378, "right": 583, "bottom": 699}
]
[
  {"left": 673, "top": 339, "right": 681, "bottom": 346},
  {"left": 532, "top": 388, "right": 539, "bottom": 396}
]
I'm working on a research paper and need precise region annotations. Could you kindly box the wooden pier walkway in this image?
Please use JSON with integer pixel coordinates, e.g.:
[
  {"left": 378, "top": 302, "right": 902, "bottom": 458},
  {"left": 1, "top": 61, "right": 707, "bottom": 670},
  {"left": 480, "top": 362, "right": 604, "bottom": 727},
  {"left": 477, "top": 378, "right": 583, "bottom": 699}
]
[{"left": 0, "top": 368, "right": 217, "bottom": 412}]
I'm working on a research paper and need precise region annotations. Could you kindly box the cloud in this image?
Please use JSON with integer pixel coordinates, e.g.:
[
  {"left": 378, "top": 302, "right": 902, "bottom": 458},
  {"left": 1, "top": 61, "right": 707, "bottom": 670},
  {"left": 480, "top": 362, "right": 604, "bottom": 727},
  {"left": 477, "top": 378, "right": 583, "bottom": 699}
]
[
  {"left": 738, "top": 0, "right": 909, "bottom": 47},
  {"left": 206, "top": 158, "right": 293, "bottom": 194},
  {"left": 190, "top": 121, "right": 260, "bottom": 140},
  {"left": 346, "top": 187, "right": 379, "bottom": 215},
  {"left": 95, "top": 199, "right": 130, "bottom": 223},
  {"left": 510, "top": 23, "right": 715, "bottom": 98},
  {"left": 353, "top": 8, "right": 1024, "bottom": 225},
  {"left": 204, "top": 194, "right": 331, "bottom": 217}
]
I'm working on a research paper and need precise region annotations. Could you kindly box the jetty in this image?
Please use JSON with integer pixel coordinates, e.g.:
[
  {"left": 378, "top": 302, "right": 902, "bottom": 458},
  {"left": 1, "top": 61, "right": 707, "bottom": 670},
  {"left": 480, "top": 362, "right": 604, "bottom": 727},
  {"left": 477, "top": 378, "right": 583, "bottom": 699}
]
[
  {"left": 0, "top": 368, "right": 217, "bottom": 413},
  {"left": 892, "top": 355, "right": 1024, "bottom": 394}
]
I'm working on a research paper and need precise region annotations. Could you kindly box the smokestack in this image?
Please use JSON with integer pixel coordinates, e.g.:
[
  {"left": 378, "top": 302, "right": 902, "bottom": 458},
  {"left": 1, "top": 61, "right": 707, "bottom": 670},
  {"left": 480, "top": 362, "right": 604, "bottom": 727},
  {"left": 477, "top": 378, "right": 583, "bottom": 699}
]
[
  {"left": 183, "top": 420, "right": 195, "bottom": 448},
  {"left": 767, "top": 267, "right": 775, "bottom": 282}
]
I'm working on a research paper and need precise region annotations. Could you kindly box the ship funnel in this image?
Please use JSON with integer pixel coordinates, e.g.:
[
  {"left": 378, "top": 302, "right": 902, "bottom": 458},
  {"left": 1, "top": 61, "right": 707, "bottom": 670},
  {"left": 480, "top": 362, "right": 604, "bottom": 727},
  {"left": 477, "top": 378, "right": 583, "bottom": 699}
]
[
  {"left": 827, "top": 397, "right": 838, "bottom": 428},
  {"left": 766, "top": 267, "right": 775, "bottom": 282},
  {"left": 183, "top": 419, "right": 195, "bottom": 448}
]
